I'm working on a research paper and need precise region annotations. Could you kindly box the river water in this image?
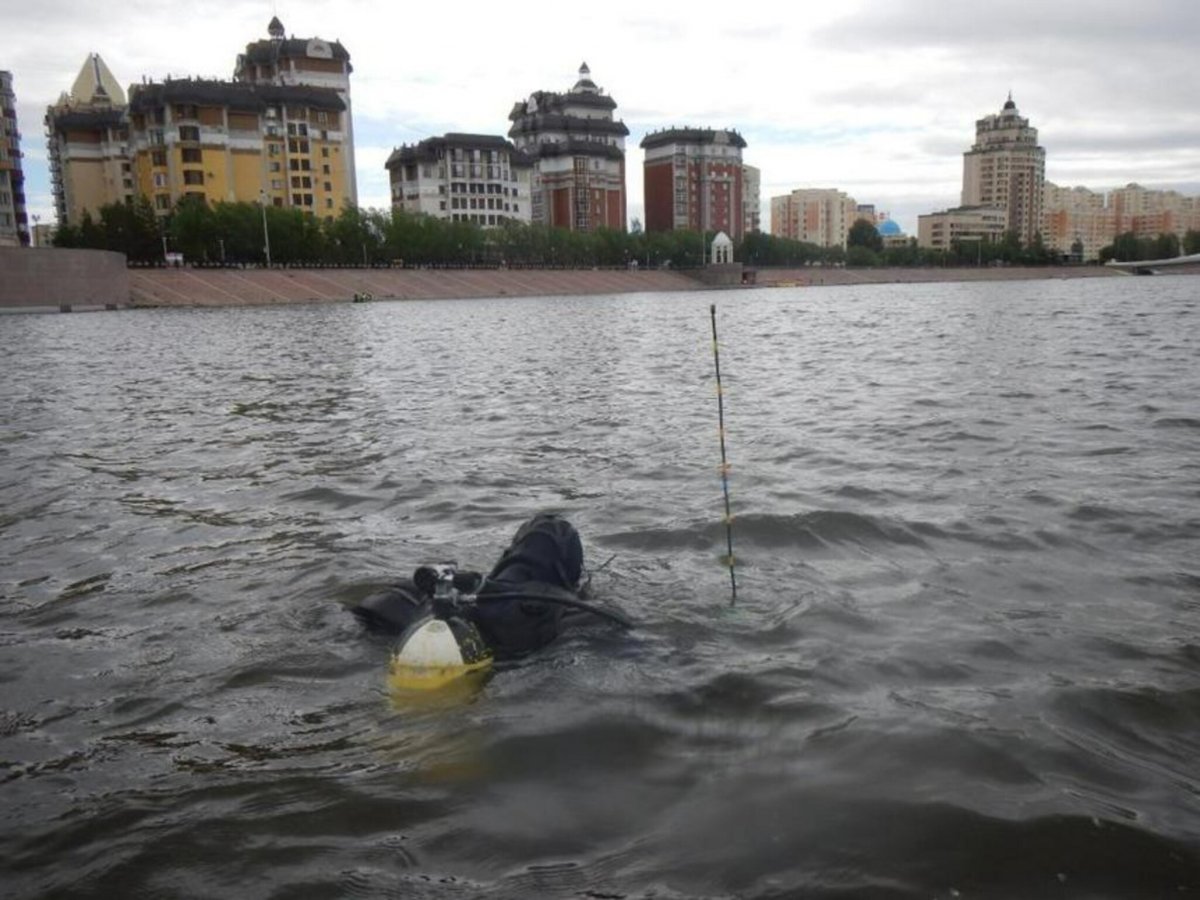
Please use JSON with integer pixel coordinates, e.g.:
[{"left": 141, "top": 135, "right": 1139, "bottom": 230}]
[{"left": 1, "top": 277, "right": 1197, "bottom": 898}]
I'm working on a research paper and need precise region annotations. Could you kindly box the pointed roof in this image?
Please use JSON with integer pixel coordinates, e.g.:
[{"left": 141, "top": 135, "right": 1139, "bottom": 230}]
[
  {"left": 1002, "top": 91, "right": 1016, "bottom": 111},
  {"left": 572, "top": 61, "right": 600, "bottom": 94},
  {"left": 268, "top": 16, "right": 285, "bottom": 39},
  {"left": 69, "top": 53, "right": 125, "bottom": 106}
]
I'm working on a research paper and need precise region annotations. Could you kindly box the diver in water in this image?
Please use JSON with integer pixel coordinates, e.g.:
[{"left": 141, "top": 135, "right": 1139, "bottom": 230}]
[{"left": 351, "top": 513, "right": 631, "bottom": 689}]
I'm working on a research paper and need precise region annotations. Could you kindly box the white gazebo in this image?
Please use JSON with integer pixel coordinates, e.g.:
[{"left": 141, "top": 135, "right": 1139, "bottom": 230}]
[{"left": 710, "top": 231, "right": 733, "bottom": 265}]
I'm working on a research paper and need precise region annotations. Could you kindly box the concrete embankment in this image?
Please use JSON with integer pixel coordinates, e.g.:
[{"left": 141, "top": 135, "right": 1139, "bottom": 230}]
[
  {"left": 8, "top": 251, "right": 1183, "bottom": 315},
  {"left": 127, "top": 267, "right": 704, "bottom": 307},
  {"left": 753, "top": 265, "right": 1123, "bottom": 287},
  {"left": 0, "top": 247, "right": 129, "bottom": 312}
]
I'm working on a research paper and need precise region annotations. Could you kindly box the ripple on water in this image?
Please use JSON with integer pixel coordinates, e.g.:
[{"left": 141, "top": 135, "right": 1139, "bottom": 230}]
[{"left": 1, "top": 280, "right": 1198, "bottom": 897}]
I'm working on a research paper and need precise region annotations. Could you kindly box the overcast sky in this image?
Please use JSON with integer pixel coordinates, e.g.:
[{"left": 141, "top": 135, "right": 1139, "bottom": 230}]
[{"left": 7, "top": 0, "right": 1199, "bottom": 233}]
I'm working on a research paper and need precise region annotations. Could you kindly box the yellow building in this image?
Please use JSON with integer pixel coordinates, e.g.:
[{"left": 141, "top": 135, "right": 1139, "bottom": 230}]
[
  {"left": 235, "top": 17, "right": 357, "bottom": 205},
  {"left": 45, "top": 54, "right": 133, "bottom": 227},
  {"left": 917, "top": 206, "right": 1008, "bottom": 251},
  {"left": 126, "top": 78, "right": 349, "bottom": 218}
]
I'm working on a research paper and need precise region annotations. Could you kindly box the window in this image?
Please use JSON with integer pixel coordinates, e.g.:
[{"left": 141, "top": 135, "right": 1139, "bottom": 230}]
[
  {"left": 179, "top": 125, "right": 200, "bottom": 142},
  {"left": 149, "top": 129, "right": 165, "bottom": 146},
  {"left": 151, "top": 149, "right": 167, "bottom": 167},
  {"left": 181, "top": 147, "right": 202, "bottom": 163},
  {"left": 322, "top": 164, "right": 330, "bottom": 175},
  {"left": 155, "top": 194, "right": 170, "bottom": 210},
  {"left": 269, "top": 161, "right": 281, "bottom": 172},
  {"left": 183, "top": 170, "right": 204, "bottom": 185},
  {"left": 303, "top": 194, "right": 313, "bottom": 206},
  {"left": 271, "top": 179, "right": 283, "bottom": 190},
  {"left": 153, "top": 172, "right": 168, "bottom": 188},
  {"left": 325, "top": 197, "right": 333, "bottom": 209},
  {"left": 324, "top": 182, "right": 331, "bottom": 192},
  {"left": 322, "top": 147, "right": 329, "bottom": 158}
]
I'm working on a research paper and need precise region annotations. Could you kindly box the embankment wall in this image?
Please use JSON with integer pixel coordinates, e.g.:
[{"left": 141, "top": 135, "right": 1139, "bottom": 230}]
[
  {"left": 0, "top": 248, "right": 130, "bottom": 310},
  {"left": 126, "top": 267, "right": 704, "bottom": 307}
]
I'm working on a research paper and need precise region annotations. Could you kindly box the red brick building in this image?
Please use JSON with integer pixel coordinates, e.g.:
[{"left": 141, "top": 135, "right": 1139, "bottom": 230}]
[
  {"left": 508, "top": 64, "right": 628, "bottom": 232},
  {"left": 641, "top": 128, "right": 747, "bottom": 242}
]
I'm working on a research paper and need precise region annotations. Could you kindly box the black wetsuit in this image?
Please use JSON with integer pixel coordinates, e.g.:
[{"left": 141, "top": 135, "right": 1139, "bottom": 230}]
[{"left": 352, "top": 513, "right": 592, "bottom": 660}]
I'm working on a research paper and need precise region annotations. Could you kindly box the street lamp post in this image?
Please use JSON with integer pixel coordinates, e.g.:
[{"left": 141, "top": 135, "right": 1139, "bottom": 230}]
[{"left": 259, "top": 190, "right": 272, "bottom": 267}]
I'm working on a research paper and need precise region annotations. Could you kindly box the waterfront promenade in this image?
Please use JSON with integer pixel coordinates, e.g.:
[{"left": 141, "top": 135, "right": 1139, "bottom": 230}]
[
  {"left": 1, "top": 257, "right": 1164, "bottom": 313},
  {"left": 126, "top": 267, "right": 702, "bottom": 307},
  {"left": 123, "top": 264, "right": 1132, "bottom": 309}
]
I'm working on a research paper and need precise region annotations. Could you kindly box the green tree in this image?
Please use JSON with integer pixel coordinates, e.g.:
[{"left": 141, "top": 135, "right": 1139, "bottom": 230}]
[
  {"left": 847, "top": 218, "right": 883, "bottom": 253},
  {"left": 1184, "top": 230, "right": 1200, "bottom": 255},
  {"left": 1153, "top": 231, "right": 1180, "bottom": 260},
  {"left": 845, "top": 245, "right": 880, "bottom": 267},
  {"left": 169, "top": 197, "right": 218, "bottom": 261}
]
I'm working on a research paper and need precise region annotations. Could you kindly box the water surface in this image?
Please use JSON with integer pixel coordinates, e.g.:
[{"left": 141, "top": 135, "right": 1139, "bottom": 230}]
[{"left": 2, "top": 277, "right": 1198, "bottom": 898}]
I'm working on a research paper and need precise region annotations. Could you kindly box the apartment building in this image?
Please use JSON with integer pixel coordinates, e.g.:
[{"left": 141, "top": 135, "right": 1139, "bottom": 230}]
[
  {"left": 641, "top": 127, "right": 746, "bottom": 242},
  {"left": 235, "top": 17, "right": 357, "bottom": 205},
  {"left": 1042, "top": 181, "right": 1200, "bottom": 260},
  {"left": 961, "top": 94, "right": 1045, "bottom": 246},
  {"left": 126, "top": 78, "right": 348, "bottom": 217},
  {"left": 508, "top": 64, "right": 628, "bottom": 231},
  {"left": 44, "top": 54, "right": 132, "bottom": 227},
  {"left": 1042, "top": 183, "right": 1113, "bottom": 261},
  {"left": 386, "top": 133, "right": 532, "bottom": 226},
  {"left": 1, "top": 70, "right": 28, "bottom": 245},
  {"left": 743, "top": 164, "right": 761, "bottom": 235},
  {"left": 917, "top": 205, "right": 1008, "bottom": 250},
  {"left": 770, "top": 188, "right": 859, "bottom": 248}
]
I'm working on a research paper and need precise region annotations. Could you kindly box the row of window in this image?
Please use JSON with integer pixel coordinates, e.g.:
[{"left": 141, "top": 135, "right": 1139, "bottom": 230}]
[
  {"left": 447, "top": 182, "right": 512, "bottom": 195},
  {"left": 450, "top": 213, "right": 508, "bottom": 225},
  {"left": 152, "top": 192, "right": 337, "bottom": 211},
  {"left": 449, "top": 197, "right": 516, "bottom": 212}
]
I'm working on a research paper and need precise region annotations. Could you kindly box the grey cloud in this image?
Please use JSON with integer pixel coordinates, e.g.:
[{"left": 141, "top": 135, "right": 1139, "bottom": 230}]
[{"left": 817, "top": 0, "right": 1200, "bottom": 53}]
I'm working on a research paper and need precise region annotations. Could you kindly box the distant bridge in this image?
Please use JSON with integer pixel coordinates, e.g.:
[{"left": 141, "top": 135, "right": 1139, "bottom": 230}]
[{"left": 1106, "top": 252, "right": 1200, "bottom": 275}]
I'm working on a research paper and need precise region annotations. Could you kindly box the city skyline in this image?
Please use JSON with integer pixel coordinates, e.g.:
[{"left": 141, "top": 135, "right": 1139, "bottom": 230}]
[{"left": 6, "top": 0, "right": 1199, "bottom": 235}]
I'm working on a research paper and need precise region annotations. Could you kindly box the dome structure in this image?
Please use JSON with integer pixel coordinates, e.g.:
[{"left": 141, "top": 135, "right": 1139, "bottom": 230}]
[{"left": 876, "top": 219, "right": 903, "bottom": 237}]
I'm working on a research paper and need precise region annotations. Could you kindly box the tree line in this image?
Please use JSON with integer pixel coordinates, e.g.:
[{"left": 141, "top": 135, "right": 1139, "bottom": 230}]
[
  {"left": 52, "top": 197, "right": 1200, "bottom": 268},
  {"left": 1099, "top": 230, "right": 1200, "bottom": 263}
]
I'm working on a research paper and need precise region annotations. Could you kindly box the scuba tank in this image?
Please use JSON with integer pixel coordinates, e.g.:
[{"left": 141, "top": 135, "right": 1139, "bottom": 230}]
[{"left": 388, "top": 565, "right": 494, "bottom": 692}]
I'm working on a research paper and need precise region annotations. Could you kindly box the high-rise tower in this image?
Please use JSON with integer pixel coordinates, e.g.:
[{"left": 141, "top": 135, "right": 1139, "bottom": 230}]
[
  {"left": 641, "top": 128, "right": 747, "bottom": 242},
  {"left": 508, "top": 63, "right": 628, "bottom": 232},
  {"left": 1, "top": 70, "right": 29, "bottom": 245},
  {"left": 235, "top": 17, "right": 357, "bottom": 206},
  {"left": 961, "top": 94, "right": 1045, "bottom": 246},
  {"left": 44, "top": 54, "right": 131, "bottom": 227}
]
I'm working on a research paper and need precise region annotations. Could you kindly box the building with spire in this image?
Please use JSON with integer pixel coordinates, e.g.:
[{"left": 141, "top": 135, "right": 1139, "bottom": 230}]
[
  {"left": 235, "top": 17, "right": 357, "bottom": 206},
  {"left": 1, "top": 70, "right": 29, "bottom": 246},
  {"left": 507, "top": 63, "right": 628, "bottom": 231},
  {"left": 44, "top": 54, "right": 133, "bottom": 227},
  {"left": 641, "top": 127, "right": 747, "bottom": 242},
  {"left": 961, "top": 94, "right": 1045, "bottom": 246}
]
